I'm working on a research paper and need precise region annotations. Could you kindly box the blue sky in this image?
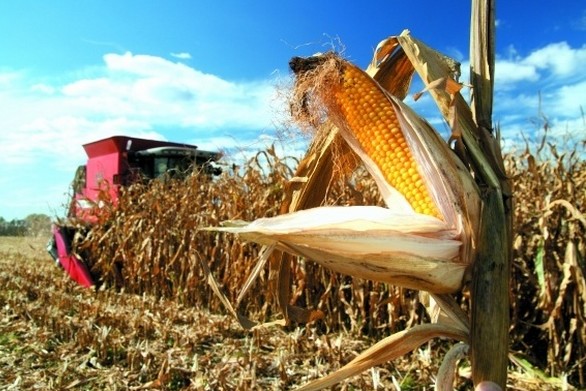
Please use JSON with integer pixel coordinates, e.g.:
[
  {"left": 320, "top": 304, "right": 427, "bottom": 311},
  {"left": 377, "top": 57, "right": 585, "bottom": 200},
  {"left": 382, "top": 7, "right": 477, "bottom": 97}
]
[{"left": 0, "top": 1, "right": 585, "bottom": 220}]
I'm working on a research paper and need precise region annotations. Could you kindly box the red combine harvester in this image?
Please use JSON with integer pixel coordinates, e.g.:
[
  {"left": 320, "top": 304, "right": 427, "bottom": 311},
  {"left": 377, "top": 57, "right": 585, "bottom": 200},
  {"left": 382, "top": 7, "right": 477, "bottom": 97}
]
[{"left": 47, "top": 135, "right": 222, "bottom": 287}]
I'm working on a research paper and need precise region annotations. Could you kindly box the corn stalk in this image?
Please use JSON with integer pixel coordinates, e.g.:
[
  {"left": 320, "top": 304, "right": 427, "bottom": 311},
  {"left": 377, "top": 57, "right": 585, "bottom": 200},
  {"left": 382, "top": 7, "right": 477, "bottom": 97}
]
[
  {"left": 468, "top": 0, "right": 512, "bottom": 388},
  {"left": 399, "top": 0, "right": 510, "bottom": 386}
]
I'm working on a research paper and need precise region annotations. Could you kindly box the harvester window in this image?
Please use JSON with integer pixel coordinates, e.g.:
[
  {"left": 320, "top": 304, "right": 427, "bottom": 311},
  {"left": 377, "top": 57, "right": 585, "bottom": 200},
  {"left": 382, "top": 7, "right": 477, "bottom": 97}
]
[
  {"left": 154, "top": 158, "right": 169, "bottom": 178},
  {"left": 153, "top": 157, "right": 193, "bottom": 178},
  {"left": 131, "top": 147, "right": 217, "bottom": 181}
]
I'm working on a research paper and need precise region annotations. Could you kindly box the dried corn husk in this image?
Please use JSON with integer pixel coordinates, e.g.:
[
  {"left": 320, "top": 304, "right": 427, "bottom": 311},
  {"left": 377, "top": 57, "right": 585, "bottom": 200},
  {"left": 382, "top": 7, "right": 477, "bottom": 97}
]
[{"left": 215, "top": 55, "right": 480, "bottom": 294}]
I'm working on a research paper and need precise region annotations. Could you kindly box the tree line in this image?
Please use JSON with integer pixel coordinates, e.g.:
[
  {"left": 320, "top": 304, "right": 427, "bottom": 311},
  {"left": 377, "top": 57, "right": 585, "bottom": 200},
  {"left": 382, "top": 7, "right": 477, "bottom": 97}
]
[{"left": 0, "top": 214, "right": 52, "bottom": 237}]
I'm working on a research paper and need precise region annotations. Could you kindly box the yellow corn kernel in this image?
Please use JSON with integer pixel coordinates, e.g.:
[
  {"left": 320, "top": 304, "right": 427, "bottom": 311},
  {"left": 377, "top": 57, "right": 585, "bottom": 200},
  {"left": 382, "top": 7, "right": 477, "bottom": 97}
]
[{"left": 333, "top": 64, "right": 440, "bottom": 219}]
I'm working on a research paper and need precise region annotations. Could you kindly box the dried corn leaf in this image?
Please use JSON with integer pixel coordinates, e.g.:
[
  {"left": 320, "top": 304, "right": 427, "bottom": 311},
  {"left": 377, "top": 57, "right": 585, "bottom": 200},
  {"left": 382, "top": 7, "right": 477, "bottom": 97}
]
[
  {"left": 397, "top": 30, "right": 504, "bottom": 187},
  {"left": 296, "top": 323, "right": 468, "bottom": 391}
]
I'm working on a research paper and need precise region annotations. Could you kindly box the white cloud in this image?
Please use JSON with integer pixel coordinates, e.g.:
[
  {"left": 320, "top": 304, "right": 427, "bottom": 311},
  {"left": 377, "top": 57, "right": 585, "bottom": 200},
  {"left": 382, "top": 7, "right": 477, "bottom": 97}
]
[
  {"left": 462, "top": 42, "right": 586, "bottom": 94},
  {"left": 555, "top": 81, "right": 586, "bottom": 115},
  {"left": 0, "top": 52, "right": 284, "bottom": 219},
  {"left": 491, "top": 43, "right": 586, "bottom": 152},
  {"left": 31, "top": 83, "right": 56, "bottom": 94},
  {"left": 56, "top": 52, "right": 280, "bottom": 130},
  {"left": 0, "top": 70, "right": 23, "bottom": 86},
  {"left": 458, "top": 42, "right": 585, "bottom": 141},
  {"left": 494, "top": 60, "right": 539, "bottom": 85},
  {"left": 522, "top": 42, "right": 586, "bottom": 77},
  {"left": 170, "top": 52, "right": 192, "bottom": 60},
  {"left": 402, "top": 41, "right": 586, "bottom": 154}
]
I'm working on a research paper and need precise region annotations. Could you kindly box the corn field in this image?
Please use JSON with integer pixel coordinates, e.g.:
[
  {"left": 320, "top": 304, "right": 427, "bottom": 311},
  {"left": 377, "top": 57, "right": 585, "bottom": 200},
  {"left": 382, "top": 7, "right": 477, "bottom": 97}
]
[
  {"left": 64, "top": 127, "right": 586, "bottom": 388},
  {"left": 507, "top": 133, "right": 586, "bottom": 385}
]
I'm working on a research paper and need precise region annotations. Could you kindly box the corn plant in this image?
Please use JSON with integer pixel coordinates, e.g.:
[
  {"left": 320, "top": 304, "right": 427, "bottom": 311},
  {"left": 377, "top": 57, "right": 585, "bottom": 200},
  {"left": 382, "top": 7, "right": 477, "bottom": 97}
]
[{"left": 209, "top": 17, "right": 510, "bottom": 388}]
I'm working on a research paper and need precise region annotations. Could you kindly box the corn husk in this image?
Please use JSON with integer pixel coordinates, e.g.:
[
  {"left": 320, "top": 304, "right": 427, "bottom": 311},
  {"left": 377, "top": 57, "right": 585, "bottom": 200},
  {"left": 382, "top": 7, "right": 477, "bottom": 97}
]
[
  {"left": 219, "top": 205, "right": 463, "bottom": 293},
  {"left": 215, "top": 55, "right": 480, "bottom": 294}
]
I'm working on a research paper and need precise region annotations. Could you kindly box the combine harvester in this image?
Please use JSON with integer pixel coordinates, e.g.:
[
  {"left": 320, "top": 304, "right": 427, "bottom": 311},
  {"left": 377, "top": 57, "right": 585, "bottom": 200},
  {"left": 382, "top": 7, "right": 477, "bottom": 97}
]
[{"left": 47, "top": 135, "right": 222, "bottom": 287}]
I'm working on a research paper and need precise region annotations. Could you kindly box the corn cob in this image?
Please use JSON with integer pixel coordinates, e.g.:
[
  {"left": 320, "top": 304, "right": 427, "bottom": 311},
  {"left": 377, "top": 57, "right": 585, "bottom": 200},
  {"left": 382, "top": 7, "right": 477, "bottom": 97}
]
[{"left": 331, "top": 63, "right": 440, "bottom": 219}]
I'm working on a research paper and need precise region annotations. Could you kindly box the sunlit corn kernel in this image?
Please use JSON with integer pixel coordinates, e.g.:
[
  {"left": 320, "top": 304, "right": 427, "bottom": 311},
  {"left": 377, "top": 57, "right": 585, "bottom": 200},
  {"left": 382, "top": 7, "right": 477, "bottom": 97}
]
[{"left": 333, "top": 65, "right": 440, "bottom": 218}]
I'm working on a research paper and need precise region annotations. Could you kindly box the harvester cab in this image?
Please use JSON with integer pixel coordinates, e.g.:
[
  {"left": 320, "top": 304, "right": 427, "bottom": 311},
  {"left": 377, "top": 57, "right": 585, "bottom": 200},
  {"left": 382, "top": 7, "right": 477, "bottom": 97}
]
[{"left": 47, "top": 135, "right": 222, "bottom": 287}]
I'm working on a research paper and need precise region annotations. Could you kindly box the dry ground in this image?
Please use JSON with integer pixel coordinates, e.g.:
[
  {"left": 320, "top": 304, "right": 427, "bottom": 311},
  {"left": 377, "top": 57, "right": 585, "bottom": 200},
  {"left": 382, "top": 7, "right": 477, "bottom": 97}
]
[{"left": 0, "top": 236, "right": 564, "bottom": 390}]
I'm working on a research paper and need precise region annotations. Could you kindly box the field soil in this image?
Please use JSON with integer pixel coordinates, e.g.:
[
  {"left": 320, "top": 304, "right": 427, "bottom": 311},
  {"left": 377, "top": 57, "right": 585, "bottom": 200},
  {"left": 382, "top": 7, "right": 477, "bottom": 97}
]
[{"left": 0, "top": 236, "right": 562, "bottom": 390}]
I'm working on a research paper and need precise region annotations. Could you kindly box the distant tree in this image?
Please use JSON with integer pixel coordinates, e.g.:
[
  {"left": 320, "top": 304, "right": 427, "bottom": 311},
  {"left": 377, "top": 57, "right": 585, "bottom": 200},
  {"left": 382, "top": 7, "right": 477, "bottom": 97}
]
[
  {"left": 0, "top": 218, "right": 27, "bottom": 236},
  {"left": 0, "top": 215, "right": 51, "bottom": 236},
  {"left": 25, "top": 214, "right": 52, "bottom": 237}
]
